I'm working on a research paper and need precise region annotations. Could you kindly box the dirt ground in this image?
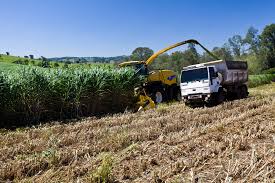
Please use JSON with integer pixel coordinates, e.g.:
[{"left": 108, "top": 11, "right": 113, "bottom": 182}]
[{"left": 0, "top": 83, "right": 275, "bottom": 182}]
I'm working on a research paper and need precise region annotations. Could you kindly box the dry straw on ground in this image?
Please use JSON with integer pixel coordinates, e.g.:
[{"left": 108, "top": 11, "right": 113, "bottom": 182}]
[{"left": 0, "top": 83, "right": 275, "bottom": 182}]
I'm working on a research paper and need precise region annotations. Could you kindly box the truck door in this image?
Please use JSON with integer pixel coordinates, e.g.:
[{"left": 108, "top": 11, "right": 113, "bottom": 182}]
[{"left": 208, "top": 67, "right": 220, "bottom": 93}]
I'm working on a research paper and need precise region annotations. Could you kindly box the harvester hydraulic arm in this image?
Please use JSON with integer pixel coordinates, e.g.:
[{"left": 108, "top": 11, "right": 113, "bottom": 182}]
[{"left": 145, "top": 39, "right": 219, "bottom": 65}]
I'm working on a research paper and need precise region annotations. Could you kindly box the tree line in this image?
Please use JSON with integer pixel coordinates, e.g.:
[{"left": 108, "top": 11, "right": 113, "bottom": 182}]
[{"left": 129, "top": 24, "right": 275, "bottom": 74}]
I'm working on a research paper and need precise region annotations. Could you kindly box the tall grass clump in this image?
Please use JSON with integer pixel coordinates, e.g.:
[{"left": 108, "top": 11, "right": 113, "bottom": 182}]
[
  {"left": 91, "top": 154, "right": 114, "bottom": 183},
  {"left": 248, "top": 74, "right": 275, "bottom": 88},
  {"left": 0, "top": 66, "right": 143, "bottom": 128}
]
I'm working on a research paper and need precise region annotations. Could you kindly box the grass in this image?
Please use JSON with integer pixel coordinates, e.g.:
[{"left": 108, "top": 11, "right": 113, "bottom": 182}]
[
  {"left": 0, "top": 83, "right": 274, "bottom": 182},
  {"left": 0, "top": 54, "right": 43, "bottom": 72},
  {"left": 248, "top": 74, "right": 275, "bottom": 88},
  {"left": 0, "top": 54, "right": 116, "bottom": 71},
  {"left": 90, "top": 153, "right": 114, "bottom": 183},
  {"left": 249, "top": 82, "right": 275, "bottom": 96},
  {"left": 0, "top": 62, "right": 20, "bottom": 72},
  {"left": 0, "top": 54, "right": 27, "bottom": 63}
]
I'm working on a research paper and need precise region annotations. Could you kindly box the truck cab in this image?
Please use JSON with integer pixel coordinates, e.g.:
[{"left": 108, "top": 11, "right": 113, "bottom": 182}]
[{"left": 180, "top": 65, "right": 221, "bottom": 103}]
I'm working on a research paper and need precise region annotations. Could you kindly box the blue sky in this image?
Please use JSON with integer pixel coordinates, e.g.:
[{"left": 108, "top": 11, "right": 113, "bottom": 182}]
[{"left": 0, "top": 0, "right": 275, "bottom": 57}]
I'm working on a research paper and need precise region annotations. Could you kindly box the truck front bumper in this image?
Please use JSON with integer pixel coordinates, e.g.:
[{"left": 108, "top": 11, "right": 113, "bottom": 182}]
[{"left": 182, "top": 93, "right": 212, "bottom": 103}]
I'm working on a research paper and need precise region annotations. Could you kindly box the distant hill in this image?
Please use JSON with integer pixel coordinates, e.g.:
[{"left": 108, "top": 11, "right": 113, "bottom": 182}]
[
  {"left": 0, "top": 54, "right": 129, "bottom": 71},
  {"left": 48, "top": 55, "right": 129, "bottom": 64},
  {"left": 0, "top": 54, "right": 130, "bottom": 71},
  {"left": 0, "top": 54, "right": 39, "bottom": 71}
]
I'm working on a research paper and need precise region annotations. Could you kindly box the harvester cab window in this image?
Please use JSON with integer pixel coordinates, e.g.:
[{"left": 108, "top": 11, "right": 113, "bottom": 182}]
[{"left": 136, "top": 64, "right": 149, "bottom": 75}]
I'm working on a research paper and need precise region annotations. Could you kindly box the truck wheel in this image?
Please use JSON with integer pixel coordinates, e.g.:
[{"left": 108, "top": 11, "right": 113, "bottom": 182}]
[
  {"left": 240, "top": 85, "right": 248, "bottom": 98},
  {"left": 216, "top": 90, "right": 225, "bottom": 104}
]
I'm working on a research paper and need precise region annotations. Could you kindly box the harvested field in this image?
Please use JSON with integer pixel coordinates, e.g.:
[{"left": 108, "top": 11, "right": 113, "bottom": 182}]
[{"left": 0, "top": 83, "right": 275, "bottom": 182}]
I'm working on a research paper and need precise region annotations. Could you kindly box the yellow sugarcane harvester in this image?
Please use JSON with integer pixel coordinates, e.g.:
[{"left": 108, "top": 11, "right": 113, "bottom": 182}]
[{"left": 119, "top": 39, "right": 218, "bottom": 110}]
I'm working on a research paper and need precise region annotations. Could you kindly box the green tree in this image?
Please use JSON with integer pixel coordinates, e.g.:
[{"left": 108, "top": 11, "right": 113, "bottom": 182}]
[
  {"left": 200, "top": 51, "right": 215, "bottom": 63},
  {"left": 228, "top": 35, "right": 243, "bottom": 58},
  {"left": 170, "top": 51, "right": 186, "bottom": 73},
  {"left": 212, "top": 44, "right": 233, "bottom": 61},
  {"left": 63, "top": 63, "right": 69, "bottom": 68},
  {"left": 150, "top": 53, "right": 171, "bottom": 70},
  {"left": 153, "top": 44, "right": 200, "bottom": 73},
  {"left": 260, "top": 24, "right": 275, "bottom": 68},
  {"left": 53, "top": 62, "right": 60, "bottom": 68},
  {"left": 243, "top": 26, "right": 260, "bottom": 54},
  {"left": 184, "top": 43, "right": 200, "bottom": 65},
  {"left": 41, "top": 60, "right": 50, "bottom": 68},
  {"left": 131, "top": 47, "right": 154, "bottom": 61}
]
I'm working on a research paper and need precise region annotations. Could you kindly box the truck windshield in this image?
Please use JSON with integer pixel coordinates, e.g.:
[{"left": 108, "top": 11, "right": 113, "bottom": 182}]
[{"left": 181, "top": 68, "right": 208, "bottom": 83}]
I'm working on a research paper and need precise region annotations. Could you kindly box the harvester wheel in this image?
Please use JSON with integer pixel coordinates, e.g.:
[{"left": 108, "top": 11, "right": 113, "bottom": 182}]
[
  {"left": 172, "top": 87, "right": 181, "bottom": 101},
  {"left": 154, "top": 91, "right": 163, "bottom": 103}
]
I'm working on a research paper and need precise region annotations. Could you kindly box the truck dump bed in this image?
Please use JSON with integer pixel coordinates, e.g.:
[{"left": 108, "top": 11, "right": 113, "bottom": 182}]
[{"left": 203, "top": 60, "right": 248, "bottom": 85}]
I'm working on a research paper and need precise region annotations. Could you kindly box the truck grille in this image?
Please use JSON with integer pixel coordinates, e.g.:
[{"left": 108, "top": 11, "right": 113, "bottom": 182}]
[{"left": 188, "top": 95, "right": 202, "bottom": 99}]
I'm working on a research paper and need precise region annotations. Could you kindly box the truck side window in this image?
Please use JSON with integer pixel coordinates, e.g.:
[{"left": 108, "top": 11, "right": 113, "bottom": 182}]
[{"left": 209, "top": 67, "right": 215, "bottom": 78}]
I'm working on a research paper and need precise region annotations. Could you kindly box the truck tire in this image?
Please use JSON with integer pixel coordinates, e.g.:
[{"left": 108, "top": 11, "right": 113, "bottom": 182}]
[
  {"left": 216, "top": 89, "right": 225, "bottom": 104},
  {"left": 236, "top": 90, "right": 242, "bottom": 99},
  {"left": 240, "top": 85, "right": 248, "bottom": 98}
]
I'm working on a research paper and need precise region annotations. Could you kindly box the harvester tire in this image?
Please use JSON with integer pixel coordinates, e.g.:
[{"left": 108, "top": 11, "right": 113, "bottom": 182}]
[
  {"left": 154, "top": 91, "right": 164, "bottom": 103},
  {"left": 176, "top": 90, "right": 182, "bottom": 101}
]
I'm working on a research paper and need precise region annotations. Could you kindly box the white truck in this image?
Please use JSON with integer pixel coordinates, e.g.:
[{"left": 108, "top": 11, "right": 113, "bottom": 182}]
[{"left": 180, "top": 60, "right": 248, "bottom": 105}]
